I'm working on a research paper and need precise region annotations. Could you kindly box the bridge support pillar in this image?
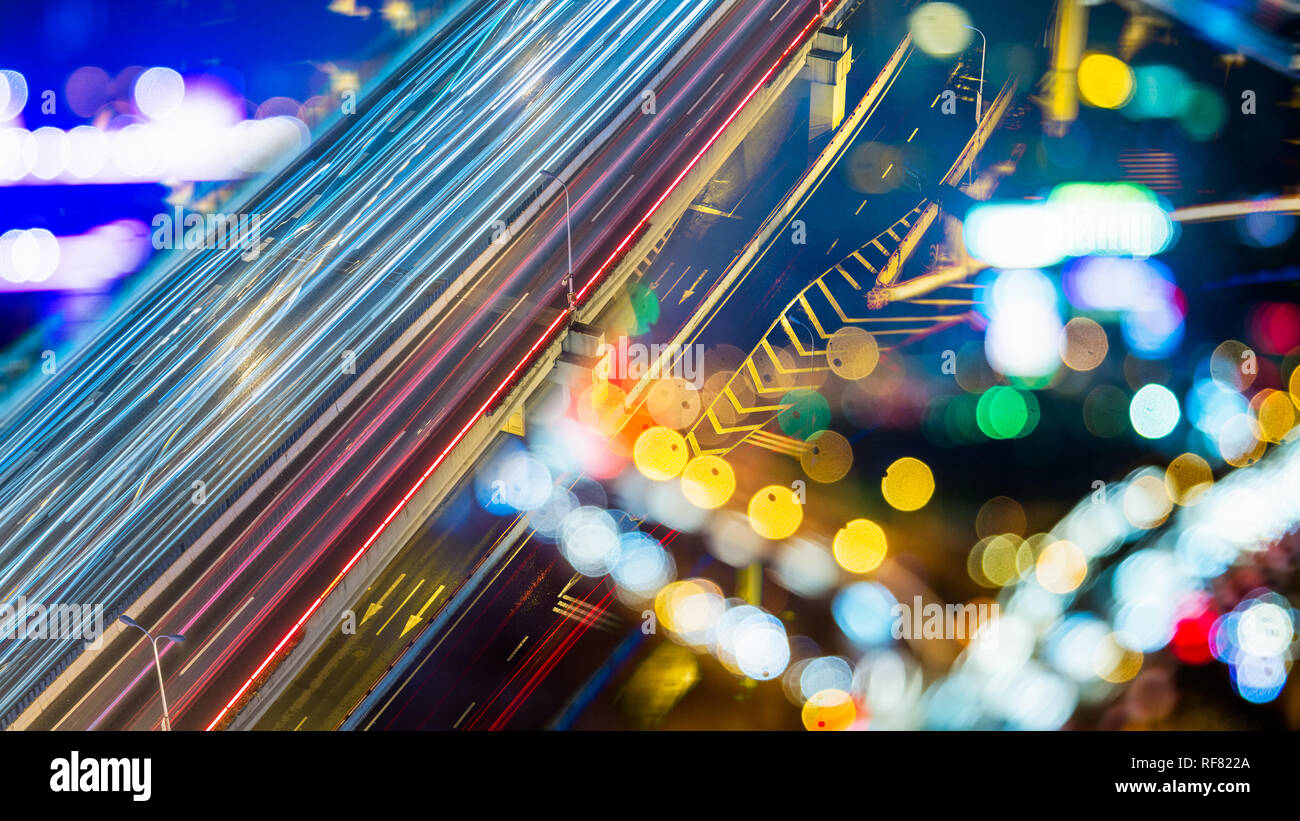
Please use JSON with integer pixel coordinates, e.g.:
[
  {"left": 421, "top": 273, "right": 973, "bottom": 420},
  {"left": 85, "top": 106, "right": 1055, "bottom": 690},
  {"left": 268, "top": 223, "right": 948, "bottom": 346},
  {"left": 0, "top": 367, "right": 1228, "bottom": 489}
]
[
  {"left": 802, "top": 27, "right": 851, "bottom": 141},
  {"left": 551, "top": 321, "right": 604, "bottom": 386}
]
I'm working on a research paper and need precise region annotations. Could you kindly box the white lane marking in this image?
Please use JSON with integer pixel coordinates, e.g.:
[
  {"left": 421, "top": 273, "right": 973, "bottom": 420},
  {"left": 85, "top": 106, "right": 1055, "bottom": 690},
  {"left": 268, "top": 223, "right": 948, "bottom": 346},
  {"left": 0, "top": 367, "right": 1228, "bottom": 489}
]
[
  {"left": 685, "top": 73, "right": 725, "bottom": 117},
  {"left": 342, "top": 429, "right": 406, "bottom": 497},
  {"left": 178, "top": 595, "right": 257, "bottom": 677},
  {"left": 769, "top": 0, "right": 792, "bottom": 21},
  {"left": 589, "top": 175, "right": 636, "bottom": 223},
  {"left": 506, "top": 635, "right": 530, "bottom": 662},
  {"left": 477, "top": 292, "right": 531, "bottom": 349},
  {"left": 453, "top": 702, "right": 476, "bottom": 729},
  {"left": 558, "top": 572, "right": 582, "bottom": 599}
]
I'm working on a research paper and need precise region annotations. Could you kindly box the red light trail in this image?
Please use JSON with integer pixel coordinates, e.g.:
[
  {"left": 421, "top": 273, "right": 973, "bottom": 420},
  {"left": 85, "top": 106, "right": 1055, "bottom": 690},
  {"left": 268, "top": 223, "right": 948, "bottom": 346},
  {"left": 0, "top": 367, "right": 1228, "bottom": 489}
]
[{"left": 207, "top": 3, "right": 829, "bottom": 731}]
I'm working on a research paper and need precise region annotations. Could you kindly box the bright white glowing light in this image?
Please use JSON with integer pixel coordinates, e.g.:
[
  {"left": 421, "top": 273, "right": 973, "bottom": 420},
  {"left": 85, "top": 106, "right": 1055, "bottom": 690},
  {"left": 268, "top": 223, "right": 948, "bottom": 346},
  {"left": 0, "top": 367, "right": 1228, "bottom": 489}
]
[
  {"left": 983, "top": 268, "right": 1063, "bottom": 378},
  {"left": 559, "top": 506, "right": 621, "bottom": 577},
  {"left": 65, "top": 125, "right": 109, "bottom": 179},
  {"left": 1114, "top": 598, "right": 1176, "bottom": 652},
  {"left": 850, "top": 649, "right": 918, "bottom": 721},
  {"left": 495, "top": 453, "right": 552, "bottom": 512},
  {"left": 1187, "top": 378, "right": 1246, "bottom": 436},
  {"left": 0, "top": 128, "right": 28, "bottom": 179},
  {"left": 610, "top": 532, "right": 673, "bottom": 596},
  {"left": 231, "top": 116, "right": 310, "bottom": 173},
  {"left": 965, "top": 204, "right": 1064, "bottom": 268},
  {"left": 527, "top": 486, "right": 576, "bottom": 541},
  {"left": 986, "top": 310, "right": 1063, "bottom": 378},
  {"left": 0, "top": 228, "right": 59, "bottom": 283},
  {"left": 714, "top": 603, "right": 763, "bottom": 672},
  {"left": 1000, "top": 663, "right": 1077, "bottom": 730},
  {"left": 1113, "top": 549, "right": 1191, "bottom": 605},
  {"left": 112, "top": 123, "right": 168, "bottom": 178},
  {"left": 134, "top": 67, "right": 186, "bottom": 119},
  {"left": 1174, "top": 524, "right": 1237, "bottom": 579},
  {"left": 1064, "top": 257, "right": 1154, "bottom": 312},
  {"left": 0, "top": 115, "right": 313, "bottom": 185},
  {"left": 25, "top": 127, "right": 69, "bottom": 180},
  {"left": 966, "top": 613, "right": 1033, "bottom": 674},
  {"left": 0, "top": 70, "right": 29, "bottom": 121},
  {"left": 732, "top": 611, "right": 790, "bottom": 681},
  {"left": 1130, "top": 384, "right": 1181, "bottom": 439},
  {"left": 1236, "top": 601, "right": 1294, "bottom": 657},
  {"left": 772, "top": 538, "right": 839, "bottom": 598},
  {"left": 965, "top": 183, "right": 1175, "bottom": 267},
  {"left": 1047, "top": 614, "right": 1111, "bottom": 682},
  {"left": 0, "top": 231, "right": 23, "bottom": 283},
  {"left": 0, "top": 220, "right": 150, "bottom": 292},
  {"left": 908, "top": 2, "right": 974, "bottom": 58},
  {"left": 1232, "top": 653, "right": 1287, "bottom": 703},
  {"left": 800, "top": 656, "right": 853, "bottom": 702}
]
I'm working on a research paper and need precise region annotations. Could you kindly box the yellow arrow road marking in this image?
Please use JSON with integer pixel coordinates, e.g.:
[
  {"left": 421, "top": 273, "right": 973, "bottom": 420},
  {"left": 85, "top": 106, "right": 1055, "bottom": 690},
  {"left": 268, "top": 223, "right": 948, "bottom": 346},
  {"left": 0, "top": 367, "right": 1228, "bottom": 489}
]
[{"left": 377, "top": 578, "right": 424, "bottom": 636}]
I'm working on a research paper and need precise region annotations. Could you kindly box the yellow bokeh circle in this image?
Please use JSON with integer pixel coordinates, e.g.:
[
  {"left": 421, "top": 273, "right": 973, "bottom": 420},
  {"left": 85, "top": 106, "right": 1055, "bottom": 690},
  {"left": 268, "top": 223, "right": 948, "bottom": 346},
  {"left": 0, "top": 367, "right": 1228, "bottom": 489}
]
[
  {"left": 881, "top": 457, "right": 934, "bottom": 511},
  {"left": 680, "top": 455, "right": 736, "bottom": 509},
  {"left": 800, "top": 429, "right": 853, "bottom": 484},
  {"left": 747, "top": 485, "right": 803, "bottom": 540},
  {"left": 801, "top": 688, "right": 857, "bottom": 731},
  {"left": 833, "top": 519, "right": 887, "bottom": 573},
  {"left": 633, "top": 426, "right": 688, "bottom": 481},
  {"left": 1164, "top": 452, "right": 1213, "bottom": 506},
  {"left": 1036, "top": 540, "right": 1087, "bottom": 594},
  {"left": 1077, "top": 53, "right": 1134, "bottom": 109},
  {"left": 1256, "top": 389, "right": 1296, "bottom": 442}
]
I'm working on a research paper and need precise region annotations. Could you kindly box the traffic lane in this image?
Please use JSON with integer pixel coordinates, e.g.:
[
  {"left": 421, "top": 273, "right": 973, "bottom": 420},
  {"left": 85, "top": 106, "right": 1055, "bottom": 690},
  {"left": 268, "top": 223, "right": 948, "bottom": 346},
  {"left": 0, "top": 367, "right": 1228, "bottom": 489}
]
[
  {"left": 262, "top": 451, "right": 612, "bottom": 732},
  {"left": 460, "top": 571, "right": 624, "bottom": 732},
  {"left": 197, "top": 0, "right": 832, "bottom": 729},
  {"left": 56, "top": 0, "right": 826, "bottom": 730},
  {"left": 0, "top": 0, "right": 560, "bottom": 720},
  {"left": 47, "top": 1, "right": 610, "bottom": 523},
  {"left": 255, "top": 494, "right": 519, "bottom": 731},
  {"left": 641, "top": 98, "right": 817, "bottom": 334},
  {"left": 34, "top": 275, "right": 546, "bottom": 729},
  {"left": 0, "top": 0, "right": 702, "bottom": 685},
  {"left": 363, "top": 536, "right": 623, "bottom": 731},
  {"left": 82, "top": 292, "right": 566, "bottom": 731},
  {"left": 73, "top": 0, "right": 754, "bottom": 646},
  {"left": 692, "top": 54, "right": 981, "bottom": 352},
  {"left": 565, "top": 0, "right": 826, "bottom": 250},
  {"left": 173, "top": 0, "right": 827, "bottom": 729},
  {"left": 2, "top": 0, "right": 780, "bottom": 618},
  {"left": 35, "top": 251, "right": 528, "bottom": 730},
  {"left": 0, "top": 19, "right": 552, "bottom": 708}
]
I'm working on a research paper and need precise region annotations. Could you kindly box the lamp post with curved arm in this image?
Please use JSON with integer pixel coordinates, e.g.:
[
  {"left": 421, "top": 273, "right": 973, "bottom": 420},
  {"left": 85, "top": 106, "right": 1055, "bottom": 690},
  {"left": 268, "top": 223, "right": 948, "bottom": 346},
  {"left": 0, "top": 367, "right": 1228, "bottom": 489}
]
[
  {"left": 964, "top": 24, "right": 987, "bottom": 124},
  {"left": 119, "top": 615, "right": 184, "bottom": 731},
  {"left": 538, "top": 169, "right": 575, "bottom": 309}
]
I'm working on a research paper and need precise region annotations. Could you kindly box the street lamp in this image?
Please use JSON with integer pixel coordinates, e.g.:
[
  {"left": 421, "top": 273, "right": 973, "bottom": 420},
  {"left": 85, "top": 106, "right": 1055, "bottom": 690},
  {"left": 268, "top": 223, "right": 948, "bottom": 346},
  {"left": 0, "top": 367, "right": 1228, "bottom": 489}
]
[
  {"left": 119, "top": 615, "right": 184, "bottom": 731},
  {"left": 964, "top": 24, "right": 987, "bottom": 125},
  {"left": 538, "top": 169, "right": 575, "bottom": 309}
]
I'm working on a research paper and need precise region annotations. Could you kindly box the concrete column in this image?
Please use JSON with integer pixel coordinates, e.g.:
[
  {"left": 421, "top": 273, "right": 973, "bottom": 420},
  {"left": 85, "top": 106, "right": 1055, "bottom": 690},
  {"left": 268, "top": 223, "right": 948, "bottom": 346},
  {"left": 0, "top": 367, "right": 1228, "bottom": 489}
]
[{"left": 803, "top": 27, "right": 852, "bottom": 140}]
